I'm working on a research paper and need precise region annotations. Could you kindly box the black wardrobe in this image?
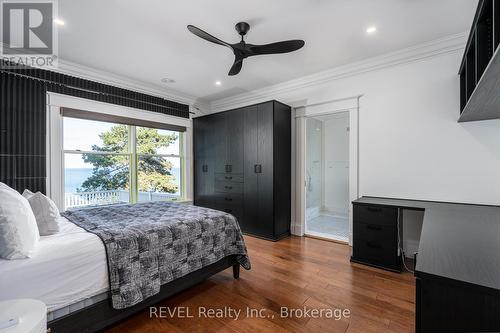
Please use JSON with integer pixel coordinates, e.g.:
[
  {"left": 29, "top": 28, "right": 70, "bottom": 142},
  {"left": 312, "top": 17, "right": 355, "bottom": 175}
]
[{"left": 193, "top": 100, "right": 291, "bottom": 241}]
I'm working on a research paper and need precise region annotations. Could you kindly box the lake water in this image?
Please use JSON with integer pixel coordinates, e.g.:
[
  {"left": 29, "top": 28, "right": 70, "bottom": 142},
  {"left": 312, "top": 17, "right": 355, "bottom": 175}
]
[{"left": 65, "top": 168, "right": 181, "bottom": 193}]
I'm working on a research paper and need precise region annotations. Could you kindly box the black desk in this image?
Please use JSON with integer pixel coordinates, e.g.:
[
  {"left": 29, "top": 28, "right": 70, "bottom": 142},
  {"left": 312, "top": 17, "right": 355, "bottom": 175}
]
[{"left": 352, "top": 196, "right": 500, "bottom": 332}]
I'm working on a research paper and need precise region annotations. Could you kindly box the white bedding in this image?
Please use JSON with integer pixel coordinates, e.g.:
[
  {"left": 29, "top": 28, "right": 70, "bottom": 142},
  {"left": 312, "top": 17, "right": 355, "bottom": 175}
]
[{"left": 0, "top": 217, "right": 109, "bottom": 312}]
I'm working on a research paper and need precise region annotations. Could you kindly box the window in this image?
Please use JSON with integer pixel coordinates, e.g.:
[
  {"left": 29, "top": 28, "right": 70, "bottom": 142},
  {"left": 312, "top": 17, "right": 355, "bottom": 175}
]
[
  {"left": 63, "top": 117, "right": 183, "bottom": 209},
  {"left": 135, "top": 127, "right": 183, "bottom": 203}
]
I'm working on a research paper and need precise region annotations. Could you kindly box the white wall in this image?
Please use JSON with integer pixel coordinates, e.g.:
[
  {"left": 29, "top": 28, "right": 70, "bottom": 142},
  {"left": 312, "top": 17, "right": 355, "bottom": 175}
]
[
  {"left": 402, "top": 210, "right": 424, "bottom": 258},
  {"left": 322, "top": 114, "right": 350, "bottom": 215},
  {"left": 224, "top": 50, "right": 500, "bottom": 206}
]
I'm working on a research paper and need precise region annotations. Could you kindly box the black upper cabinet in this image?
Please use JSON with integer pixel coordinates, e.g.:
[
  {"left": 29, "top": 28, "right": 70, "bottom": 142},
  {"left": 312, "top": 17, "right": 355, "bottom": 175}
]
[
  {"left": 458, "top": 0, "right": 500, "bottom": 122},
  {"left": 476, "top": 0, "right": 494, "bottom": 79},
  {"left": 496, "top": 0, "right": 500, "bottom": 49},
  {"left": 193, "top": 100, "right": 291, "bottom": 241}
]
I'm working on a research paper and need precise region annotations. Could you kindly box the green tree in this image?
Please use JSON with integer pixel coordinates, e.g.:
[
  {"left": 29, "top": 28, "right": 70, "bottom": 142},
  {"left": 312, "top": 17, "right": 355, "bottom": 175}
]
[{"left": 80, "top": 125, "right": 179, "bottom": 193}]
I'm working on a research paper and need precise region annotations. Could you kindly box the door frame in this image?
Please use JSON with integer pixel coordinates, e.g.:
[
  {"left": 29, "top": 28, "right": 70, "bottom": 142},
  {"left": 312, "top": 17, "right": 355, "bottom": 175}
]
[{"left": 293, "top": 96, "right": 361, "bottom": 246}]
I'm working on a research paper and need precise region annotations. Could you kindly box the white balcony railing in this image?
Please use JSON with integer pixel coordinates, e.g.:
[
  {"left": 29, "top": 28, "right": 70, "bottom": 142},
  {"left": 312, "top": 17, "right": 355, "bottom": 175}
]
[
  {"left": 65, "top": 190, "right": 180, "bottom": 209},
  {"left": 65, "top": 190, "right": 122, "bottom": 208}
]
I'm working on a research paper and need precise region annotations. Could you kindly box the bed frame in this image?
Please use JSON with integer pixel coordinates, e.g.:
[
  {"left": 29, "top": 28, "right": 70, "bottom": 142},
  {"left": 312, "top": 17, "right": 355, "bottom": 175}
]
[{"left": 47, "top": 255, "right": 240, "bottom": 333}]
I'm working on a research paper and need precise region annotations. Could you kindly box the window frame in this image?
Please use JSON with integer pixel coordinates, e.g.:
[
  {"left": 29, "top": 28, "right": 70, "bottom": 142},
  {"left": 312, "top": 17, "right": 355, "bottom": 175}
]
[{"left": 49, "top": 93, "right": 191, "bottom": 211}]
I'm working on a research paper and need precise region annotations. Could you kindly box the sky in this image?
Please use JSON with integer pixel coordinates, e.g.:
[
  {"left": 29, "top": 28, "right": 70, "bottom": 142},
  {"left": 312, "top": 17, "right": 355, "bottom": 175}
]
[{"left": 63, "top": 118, "right": 181, "bottom": 169}]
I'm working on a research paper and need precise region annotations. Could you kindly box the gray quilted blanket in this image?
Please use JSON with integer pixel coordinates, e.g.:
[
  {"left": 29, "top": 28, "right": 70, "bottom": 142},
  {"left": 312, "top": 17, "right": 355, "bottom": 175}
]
[{"left": 62, "top": 201, "right": 251, "bottom": 309}]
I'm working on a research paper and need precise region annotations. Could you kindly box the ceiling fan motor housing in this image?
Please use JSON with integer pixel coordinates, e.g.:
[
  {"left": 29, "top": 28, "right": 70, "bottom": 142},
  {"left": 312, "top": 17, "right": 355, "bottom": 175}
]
[{"left": 235, "top": 22, "right": 250, "bottom": 36}]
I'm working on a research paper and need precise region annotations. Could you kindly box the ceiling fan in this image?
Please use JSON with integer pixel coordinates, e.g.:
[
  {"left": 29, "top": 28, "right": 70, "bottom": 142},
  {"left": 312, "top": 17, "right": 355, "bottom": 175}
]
[{"left": 187, "top": 22, "right": 305, "bottom": 76}]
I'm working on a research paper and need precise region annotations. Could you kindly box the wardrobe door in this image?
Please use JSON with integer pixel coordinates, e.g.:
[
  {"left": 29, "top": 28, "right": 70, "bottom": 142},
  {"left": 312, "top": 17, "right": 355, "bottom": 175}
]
[
  {"left": 203, "top": 116, "right": 216, "bottom": 208},
  {"left": 193, "top": 118, "right": 204, "bottom": 205},
  {"left": 226, "top": 110, "right": 244, "bottom": 174},
  {"left": 257, "top": 102, "right": 274, "bottom": 238},
  {"left": 213, "top": 113, "right": 228, "bottom": 174},
  {"left": 193, "top": 117, "right": 209, "bottom": 206},
  {"left": 243, "top": 103, "right": 274, "bottom": 238},
  {"left": 243, "top": 106, "right": 259, "bottom": 235}
]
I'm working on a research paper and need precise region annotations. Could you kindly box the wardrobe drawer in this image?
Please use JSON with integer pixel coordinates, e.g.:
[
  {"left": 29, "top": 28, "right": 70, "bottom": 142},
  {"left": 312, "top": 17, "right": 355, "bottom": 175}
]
[
  {"left": 215, "top": 193, "right": 242, "bottom": 206},
  {"left": 217, "top": 205, "right": 242, "bottom": 218},
  {"left": 214, "top": 195, "right": 243, "bottom": 219},
  {"left": 354, "top": 204, "right": 398, "bottom": 226},
  {"left": 215, "top": 173, "right": 244, "bottom": 183},
  {"left": 215, "top": 181, "right": 243, "bottom": 194},
  {"left": 353, "top": 222, "right": 397, "bottom": 247},
  {"left": 352, "top": 237, "right": 399, "bottom": 269}
]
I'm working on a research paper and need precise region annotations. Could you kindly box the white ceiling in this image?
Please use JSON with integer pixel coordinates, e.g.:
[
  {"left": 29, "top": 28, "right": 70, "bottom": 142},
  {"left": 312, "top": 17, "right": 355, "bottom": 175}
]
[{"left": 58, "top": 0, "right": 478, "bottom": 103}]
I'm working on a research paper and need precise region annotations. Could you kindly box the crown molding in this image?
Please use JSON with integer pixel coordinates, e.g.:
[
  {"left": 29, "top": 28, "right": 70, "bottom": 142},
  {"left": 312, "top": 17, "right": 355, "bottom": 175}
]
[
  {"left": 56, "top": 59, "right": 202, "bottom": 108},
  {"left": 210, "top": 32, "right": 468, "bottom": 112}
]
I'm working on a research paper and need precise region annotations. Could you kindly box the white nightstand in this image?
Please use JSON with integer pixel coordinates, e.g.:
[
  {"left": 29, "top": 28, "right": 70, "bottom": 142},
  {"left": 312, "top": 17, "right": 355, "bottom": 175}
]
[{"left": 0, "top": 299, "right": 46, "bottom": 333}]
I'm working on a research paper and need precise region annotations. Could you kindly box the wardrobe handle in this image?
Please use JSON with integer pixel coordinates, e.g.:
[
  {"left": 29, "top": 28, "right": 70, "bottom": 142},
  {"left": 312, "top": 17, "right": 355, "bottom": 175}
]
[
  {"left": 225, "top": 165, "right": 232, "bottom": 173},
  {"left": 224, "top": 186, "right": 233, "bottom": 190},
  {"left": 225, "top": 176, "right": 233, "bottom": 180},
  {"left": 254, "top": 164, "right": 262, "bottom": 173},
  {"left": 202, "top": 165, "right": 208, "bottom": 172},
  {"left": 224, "top": 197, "right": 232, "bottom": 201}
]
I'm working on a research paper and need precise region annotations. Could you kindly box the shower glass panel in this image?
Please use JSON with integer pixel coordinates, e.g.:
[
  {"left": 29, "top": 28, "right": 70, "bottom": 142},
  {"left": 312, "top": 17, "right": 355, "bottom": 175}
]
[{"left": 305, "top": 113, "right": 349, "bottom": 242}]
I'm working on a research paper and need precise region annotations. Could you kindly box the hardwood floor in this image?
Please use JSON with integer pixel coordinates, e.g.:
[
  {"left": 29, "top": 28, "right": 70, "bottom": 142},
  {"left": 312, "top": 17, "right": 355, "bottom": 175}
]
[{"left": 107, "top": 236, "right": 415, "bottom": 333}]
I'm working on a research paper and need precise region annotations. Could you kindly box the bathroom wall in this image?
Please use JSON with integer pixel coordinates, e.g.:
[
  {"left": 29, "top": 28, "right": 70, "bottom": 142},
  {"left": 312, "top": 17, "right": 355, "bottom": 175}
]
[{"left": 305, "top": 118, "right": 323, "bottom": 216}]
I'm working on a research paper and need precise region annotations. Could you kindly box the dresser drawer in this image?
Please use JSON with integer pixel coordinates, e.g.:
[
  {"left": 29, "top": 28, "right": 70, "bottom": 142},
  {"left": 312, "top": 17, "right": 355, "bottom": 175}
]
[
  {"left": 352, "top": 237, "right": 400, "bottom": 269},
  {"left": 353, "top": 204, "right": 398, "bottom": 226},
  {"left": 353, "top": 222, "right": 398, "bottom": 247},
  {"left": 215, "top": 173, "right": 244, "bottom": 183},
  {"left": 215, "top": 181, "right": 243, "bottom": 194}
]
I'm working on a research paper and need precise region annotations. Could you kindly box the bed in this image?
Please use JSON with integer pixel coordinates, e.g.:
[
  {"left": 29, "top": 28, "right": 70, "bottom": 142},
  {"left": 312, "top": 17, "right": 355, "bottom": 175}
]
[{"left": 0, "top": 202, "right": 250, "bottom": 333}]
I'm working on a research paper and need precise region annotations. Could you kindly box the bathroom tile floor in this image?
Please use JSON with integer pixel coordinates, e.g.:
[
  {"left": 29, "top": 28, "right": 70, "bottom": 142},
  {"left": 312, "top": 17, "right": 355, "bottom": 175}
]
[{"left": 307, "top": 214, "right": 349, "bottom": 241}]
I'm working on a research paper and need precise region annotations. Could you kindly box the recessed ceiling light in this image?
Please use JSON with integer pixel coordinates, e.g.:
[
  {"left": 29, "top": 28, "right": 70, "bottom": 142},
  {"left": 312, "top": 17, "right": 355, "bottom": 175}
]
[
  {"left": 215, "top": 81, "right": 222, "bottom": 86},
  {"left": 54, "top": 18, "right": 65, "bottom": 26},
  {"left": 160, "top": 78, "right": 176, "bottom": 84},
  {"left": 366, "top": 26, "right": 377, "bottom": 34}
]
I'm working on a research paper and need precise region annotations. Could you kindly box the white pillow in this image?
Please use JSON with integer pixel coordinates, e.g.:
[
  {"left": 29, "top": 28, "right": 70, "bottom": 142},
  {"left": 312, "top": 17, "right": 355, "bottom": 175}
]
[
  {"left": 23, "top": 190, "right": 60, "bottom": 236},
  {"left": 22, "top": 189, "right": 35, "bottom": 199},
  {"left": 0, "top": 182, "right": 18, "bottom": 193},
  {"left": 0, "top": 185, "right": 40, "bottom": 259}
]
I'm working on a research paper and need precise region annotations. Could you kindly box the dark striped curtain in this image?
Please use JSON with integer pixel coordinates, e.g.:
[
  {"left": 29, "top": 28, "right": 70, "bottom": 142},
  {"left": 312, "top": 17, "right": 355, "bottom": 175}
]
[
  {"left": 0, "top": 63, "right": 189, "bottom": 194},
  {"left": 0, "top": 72, "right": 46, "bottom": 192}
]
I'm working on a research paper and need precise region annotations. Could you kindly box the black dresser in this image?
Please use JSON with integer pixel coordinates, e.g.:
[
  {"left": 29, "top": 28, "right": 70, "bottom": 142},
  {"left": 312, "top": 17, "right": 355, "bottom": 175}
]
[
  {"left": 193, "top": 100, "right": 291, "bottom": 241},
  {"left": 351, "top": 202, "right": 402, "bottom": 272}
]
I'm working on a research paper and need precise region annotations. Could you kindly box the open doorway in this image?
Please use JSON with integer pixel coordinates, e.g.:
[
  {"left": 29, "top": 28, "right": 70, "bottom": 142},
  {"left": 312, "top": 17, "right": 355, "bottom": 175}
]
[{"left": 305, "top": 111, "right": 350, "bottom": 242}]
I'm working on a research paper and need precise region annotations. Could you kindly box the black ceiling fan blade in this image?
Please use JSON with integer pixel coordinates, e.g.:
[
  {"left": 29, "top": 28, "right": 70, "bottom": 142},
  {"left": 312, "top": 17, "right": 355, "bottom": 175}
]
[
  {"left": 187, "top": 25, "right": 231, "bottom": 48},
  {"left": 249, "top": 40, "right": 305, "bottom": 55},
  {"left": 228, "top": 58, "right": 243, "bottom": 76}
]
